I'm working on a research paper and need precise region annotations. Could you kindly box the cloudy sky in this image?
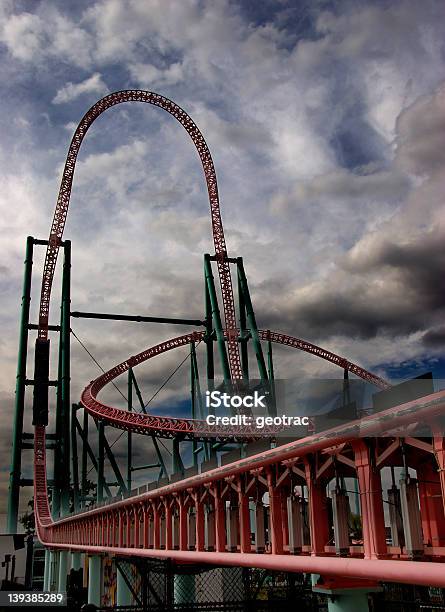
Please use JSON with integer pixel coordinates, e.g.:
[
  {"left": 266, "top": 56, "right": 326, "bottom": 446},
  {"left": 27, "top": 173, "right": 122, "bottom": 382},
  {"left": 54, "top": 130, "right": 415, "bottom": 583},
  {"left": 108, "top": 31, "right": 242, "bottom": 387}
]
[{"left": 1, "top": 0, "right": 445, "bottom": 527}]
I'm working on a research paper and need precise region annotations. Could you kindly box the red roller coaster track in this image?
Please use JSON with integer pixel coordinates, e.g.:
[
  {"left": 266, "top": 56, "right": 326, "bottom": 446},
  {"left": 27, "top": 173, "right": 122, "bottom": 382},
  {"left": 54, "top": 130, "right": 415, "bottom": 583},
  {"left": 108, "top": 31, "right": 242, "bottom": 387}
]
[
  {"left": 79, "top": 329, "right": 388, "bottom": 441},
  {"left": 38, "top": 90, "right": 242, "bottom": 379},
  {"left": 32, "top": 91, "right": 445, "bottom": 590}
]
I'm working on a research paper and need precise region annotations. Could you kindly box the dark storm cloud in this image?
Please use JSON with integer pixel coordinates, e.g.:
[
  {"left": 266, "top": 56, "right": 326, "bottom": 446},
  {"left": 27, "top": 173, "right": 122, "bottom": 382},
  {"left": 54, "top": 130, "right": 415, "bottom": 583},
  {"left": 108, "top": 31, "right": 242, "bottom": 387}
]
[
  {"left": 257, "top": 230, "right": 445, "bottom": 340},
  {"left": 422, "top": 327, "right": 445, "bottom": 348}
]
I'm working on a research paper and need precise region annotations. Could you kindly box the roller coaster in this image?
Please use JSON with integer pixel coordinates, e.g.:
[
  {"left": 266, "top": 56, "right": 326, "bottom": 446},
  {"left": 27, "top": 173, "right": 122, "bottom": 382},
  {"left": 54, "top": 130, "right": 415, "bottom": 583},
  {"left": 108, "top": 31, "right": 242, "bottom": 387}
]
[{"left": 7, "top": 91, "right": 445, "bottom": 609}]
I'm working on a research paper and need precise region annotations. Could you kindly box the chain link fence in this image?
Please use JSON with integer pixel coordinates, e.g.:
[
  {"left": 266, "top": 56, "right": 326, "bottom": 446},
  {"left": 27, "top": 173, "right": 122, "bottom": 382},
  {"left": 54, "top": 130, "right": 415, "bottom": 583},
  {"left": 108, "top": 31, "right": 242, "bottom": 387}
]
[{"left": 108, "top": 558, "right": 325, "bottom": 611}]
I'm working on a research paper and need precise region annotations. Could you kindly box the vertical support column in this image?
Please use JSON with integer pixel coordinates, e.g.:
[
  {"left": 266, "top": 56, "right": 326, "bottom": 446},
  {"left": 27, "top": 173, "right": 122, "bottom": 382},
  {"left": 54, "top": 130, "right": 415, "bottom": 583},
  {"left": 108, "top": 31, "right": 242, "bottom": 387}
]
[
  {"left": 388, "top": 484, "right": 405, "bottom": 548},
  {"left": 179, "top": 500, "right": 188, "bottom": 551},
  {"left": 287, "top": 496, "right": 303, "bottom": 553},
  {"left": 43, "top": 549, "right": 50, "bottom": 591},
  {"left": 204, "top": 280, "right": 215, "bottom": 460},
  {"left": 204, "top": 254, "right": 231, "bottom": 384},
  {"left": 153, "top": 504, "right": 161, "bottom": 549},
  {"left": 57, "top": 551, "right": 68, "bottom": 592},
  {"left": 116, "top": 565, "right": 132, "bottom": 607},
  {"left": 214, "top": 486, "right": 226, "bottom": 552},
  {"left": 266, "top": 469, "right": 283, "bottom": 554},
  {"left": 400, "top": 478, "right": 424, "bottom": 558},
  {"left": 49, "top": 551, "right": 57, "bottom": 592},
  {"left": 417, "top": 460, "right": 445, "bottom": 548},
  {"left": 143, "top": 506, "right": 150, "bottom": 548},
  {"left": 280, "top": 490, "right": 289, "bottom": 549},
  {"left": 226, "top": 503, "right": 239, "bottom": 552},
  {"left": 331, "top": 489, "right": 350, "bottom": 556},
  {"left": 190, "top": 345, "right": 198, "bottom": 466},
  {"left": 127, "top": 369, "right": 132, "bottom": 493},
  {"left": 352, "top": 441, "right": 387, "bottom": 559},
  {"left": 87, "top": 555, "right": 102, "bottom": 607},
  {"left": 255, "top": 502, "right": 266, "bottom": 553},
  {"left": 160, "top": 511, "right": 166, "bottom": 549},
  {"left": 60, "top": 240, "right": 71, "bottom": 516},
  {"left": 237, "top": 265, "right": 249, "bottom": 380},
  {"left": 53, "top": 240, "right": 71, "bottom": 591},
  {"left": 165, "top": 502, "right": 173, "bottom": 550},
  {"left": 172, "top": 507, "right": 180, "bottom": 550},
  {"left": 81, "top": 408, "right": 89, "bottom": 509},
  {"left": 433, "top": 436, "right": 445, "bottom": 516},
  {"left": 188, "top": 509, "right": 196, "bottom": 550},
  {"left": 327, "top": 591, "right": 370, "bottom": 612},
  {"left": 7, "top": 236, "right": 33, "bottom": 533},
  {"left": 195, "top": 495, "right": 205, "bottom": 551},
  {"left": 71, "top": 405, "right": 80, "bottom": 512},
  {"left": 134, "top": 509, "right": 141, "bottom": 548},
  {"left": 205, "top": 278, "right": 215, "bottom": 384},
  {"left": 118, "top": 512, "right": 123, "bottom": 548},
  {"left": 267, "top": 338, "right": 276, "bottom": 417},
  {"left": 71, "top": 552, "right": 82, "bottom": 572},
  {"left": 190, "top": 343, "right": 209, "bottom": 460},
  {"left": 53, "top": 348, "right": 63, "bottom": 518},
  {"left": 304, "top": 459, "right": 329, "bottom": 555},
  {"left": 126, "top": 509, "right": 132, "bottom": 548},
  {"left": 205, "top": 506, "right": 216, "bottom": 551},
  {"left": 149, "top": 514, "right": 155, "bottom": 548},
  {"left": 97, "top": 420, "right": 105, "bottom": 503},
  {"left": 53, "top": 241, "right": 71, "bottom": 520},
  {"left": 173, "top": 437, "right": 185, "bottom": 476},
  {"left": 238, "top": 478, "right": 251, "bottom": 553},
  {"left": 236, "top": 258, "right": 268, "bottom": 386}
]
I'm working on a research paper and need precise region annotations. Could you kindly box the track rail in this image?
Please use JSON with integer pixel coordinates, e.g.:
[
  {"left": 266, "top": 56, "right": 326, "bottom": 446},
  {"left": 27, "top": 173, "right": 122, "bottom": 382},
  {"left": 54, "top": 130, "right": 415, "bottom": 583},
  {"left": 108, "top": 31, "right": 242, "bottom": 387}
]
[
  {"left": 79, "top": 329, "right": 388, "bottom": 441},
  {"left": 37, "top": 90, "right": 242, "bottom": 379},
  {"left": 33, "top": 91, "right": 407, "bottom": 587},
  {"left": 35, "top": 391, "right": 445, "bottom": 588}
]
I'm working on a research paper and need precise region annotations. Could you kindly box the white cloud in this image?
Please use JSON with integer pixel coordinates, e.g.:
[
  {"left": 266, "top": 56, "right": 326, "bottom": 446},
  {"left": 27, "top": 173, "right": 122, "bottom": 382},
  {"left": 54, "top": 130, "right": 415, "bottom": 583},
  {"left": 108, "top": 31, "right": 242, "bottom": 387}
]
[
  {"left": 1, "top": 12, "right": 46, "bottom": 62},
  {"left": 0, "top": 7, "right": 93, "bottom": 67},
  {"left": 128, "top": 62, "right": 185, "bottom": 87},
  {"left": 395, "top": 84, "right": 445, "bottom": 177},
  {"left": 1, "top": 0, "right": 445, "bottom": 519},
  {"left": 52, "top": 73, "right": 107, "bottom": 104}
]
